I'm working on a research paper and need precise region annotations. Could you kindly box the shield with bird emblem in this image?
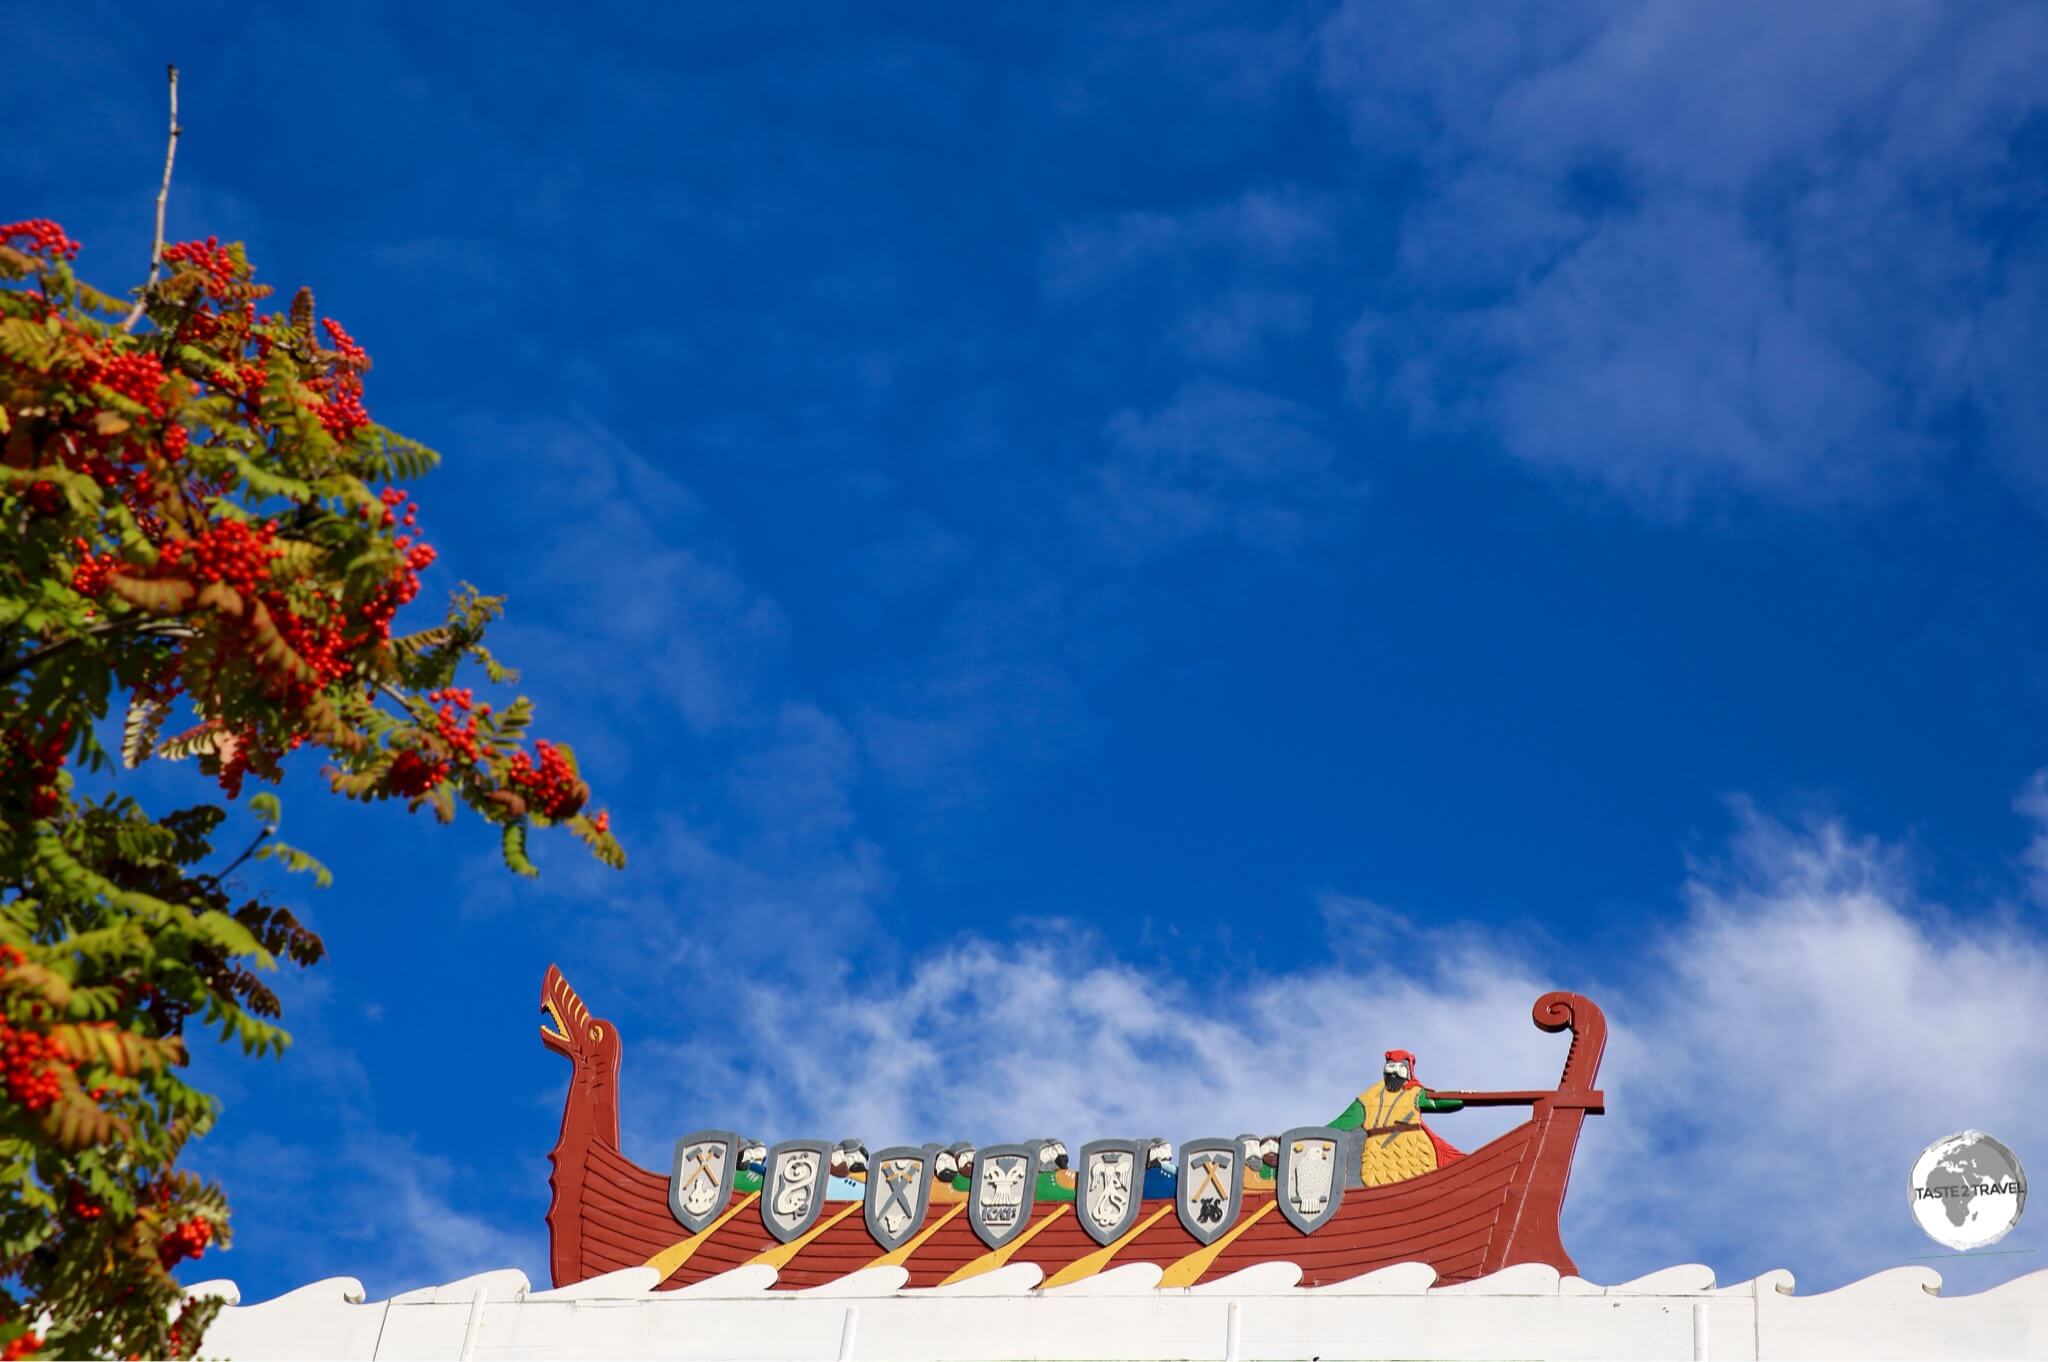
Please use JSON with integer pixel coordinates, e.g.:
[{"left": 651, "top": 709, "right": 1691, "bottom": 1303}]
[
  {"left": 668, "top": 1129, "right": 739, "bottom": 1234},
  {"left": 864, "top": 1145, "right": 936, "bottom": 1251},
  {"left": 1175, "top": 1137, "right": 1243, "bottom": 1245},
  {"left": 1276, "top": 1125, "right": 1345, "bottom": 1235},
  {"left": 761, "top": 1138, "right": 833, "bottom": 1243},
  {"left": 1076, "top": 1138, "right": 1145, "bottom": 1246},
  {"left": 966, "top": 1142, "right": 1038, "bottom": 1250}
]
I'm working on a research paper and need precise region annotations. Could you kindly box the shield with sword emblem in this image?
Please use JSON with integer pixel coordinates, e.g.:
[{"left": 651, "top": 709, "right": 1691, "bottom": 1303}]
[
  {"left": 761, "top": 1138, "right": 833, "bottom": 1243},
  {"left": 667, "top": 1129, "right": 739, "bottom": 1234},
  {"left": 1076, "top": 1138, "right": 1145, "bottom": 1246},
  {"left": 864, "top": 1145, "right": 936, "bottom": 1251},
  {"left": 1175, "top": 1137, "right": 1242, "bottom": 1245}
]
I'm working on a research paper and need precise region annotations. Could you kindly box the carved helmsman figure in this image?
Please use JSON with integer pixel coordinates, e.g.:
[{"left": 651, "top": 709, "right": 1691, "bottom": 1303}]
[{"left": 1329, "top": 1049, "right": 1464, "bottom": 1186}]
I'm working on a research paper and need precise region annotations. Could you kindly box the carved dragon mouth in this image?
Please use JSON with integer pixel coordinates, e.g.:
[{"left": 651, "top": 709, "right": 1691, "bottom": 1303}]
[{"left": 540, "top": 998, "right": 573, "bottom": 1055}]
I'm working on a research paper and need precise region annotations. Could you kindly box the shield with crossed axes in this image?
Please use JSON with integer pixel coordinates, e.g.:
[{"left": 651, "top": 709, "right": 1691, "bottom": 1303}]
[
  {"left": 1175, "top": 1138, "right": 1243, "bottom": 1245},
  {"left": 863, "top": 1145, "right": 936, "bottom": 1251},
  {"left": 966, "top": 1142, "right": 1038, "bottom": 1250},
  {"left": 667, "top": 1129, "right": 739, "bottom": 1234},
  {"left": 761, "top": 1138, "right": 833, "bottom": 1243}
]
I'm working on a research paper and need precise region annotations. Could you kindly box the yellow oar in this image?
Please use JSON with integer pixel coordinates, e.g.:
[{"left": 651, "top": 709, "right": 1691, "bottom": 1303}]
[
  {"left": 750, "top": 1199, "right": 864, "bottom": 1268},
  {"left": 643, "top": 1191, "right": 760, "bottom": 1280},
  {"left": 863, "top": 1202, "right": 965, "bottom": 1268},
  {"left": 1042, "top": 1204, "right": 1175, "bottom": 1288},
  {"left": 938, "top": 1203, "right": 1071, "bottom": 1285},
  {"left": 1157, "top": 1198, "right": 1277, "bottom": 1288}
]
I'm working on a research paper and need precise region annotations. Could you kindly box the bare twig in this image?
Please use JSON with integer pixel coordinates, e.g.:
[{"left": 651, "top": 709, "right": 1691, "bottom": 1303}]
[
  {"left": 204, "top": 825, "right": 274, "bottom": 890},
  {"left": 122, "top": 64, "right": 182, "bottom": 333}
]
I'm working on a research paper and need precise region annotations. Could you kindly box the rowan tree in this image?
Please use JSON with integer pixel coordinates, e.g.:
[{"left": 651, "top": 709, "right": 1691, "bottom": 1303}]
[{"left": 0, "top": 76, "right": 623, "bottom": 1359}]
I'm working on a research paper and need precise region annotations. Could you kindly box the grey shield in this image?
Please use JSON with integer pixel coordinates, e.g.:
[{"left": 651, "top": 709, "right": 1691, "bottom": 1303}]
[
  {"left": 1077, "top": 1138, "right": 1146, "bottom": 1246},
  {"left": 967, "top": 1143, "right": 1039, "bottom": 1250},
  {"left": 668, "top": 1129, "right": 739, "bottom": 1234},
  {"left": 761, "top": 1139, "right": 833, "bottom": 1243},
  {"left": 865, "top": 1146, "right": 935, "bottom": 1251},
  {"left": 1176, "top": 1138, "right": 1243, "bottom": 1246},
  {"left": 1276, "top": 1125, "right": 1345, "bottom": 1235}
]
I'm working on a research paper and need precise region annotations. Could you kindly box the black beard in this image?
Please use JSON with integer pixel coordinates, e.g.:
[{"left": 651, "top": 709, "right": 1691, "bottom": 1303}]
[{"left": 1383, "top": 1073, "right": 1405, "bottom": 1090}]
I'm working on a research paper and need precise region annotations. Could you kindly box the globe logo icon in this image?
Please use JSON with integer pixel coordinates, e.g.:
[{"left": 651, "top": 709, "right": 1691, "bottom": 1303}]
[{"left": 1911, "top": 1131, "right": 2027, "bottom": 1251}]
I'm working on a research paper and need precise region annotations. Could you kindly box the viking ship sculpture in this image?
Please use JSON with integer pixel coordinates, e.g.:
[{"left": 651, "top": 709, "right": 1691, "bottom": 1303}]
[{"left": 540, "top": 966, "right": 1606, "bottom": 1292}]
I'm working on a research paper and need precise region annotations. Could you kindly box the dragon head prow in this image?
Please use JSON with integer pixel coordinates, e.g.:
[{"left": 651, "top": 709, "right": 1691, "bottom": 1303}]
[{"left": 540, "top": 963, "right": 620, "bottom": 1068}]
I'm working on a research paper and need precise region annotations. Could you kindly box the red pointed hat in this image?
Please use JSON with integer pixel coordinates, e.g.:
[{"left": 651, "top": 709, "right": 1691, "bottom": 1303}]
[{"left": 1384, "top": 1049, "right": 1417, "bottom": 1065}]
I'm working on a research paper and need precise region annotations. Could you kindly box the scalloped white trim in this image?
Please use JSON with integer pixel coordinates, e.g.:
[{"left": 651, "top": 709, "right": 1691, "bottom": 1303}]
[{"left": 194, "top": 1261, "right": 2048, "bottom": 1360}]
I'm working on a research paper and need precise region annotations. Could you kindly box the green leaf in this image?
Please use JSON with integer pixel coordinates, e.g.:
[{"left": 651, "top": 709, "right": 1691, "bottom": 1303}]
[{"left": 501, "top": 821, "right": 538, "bottom": 878}]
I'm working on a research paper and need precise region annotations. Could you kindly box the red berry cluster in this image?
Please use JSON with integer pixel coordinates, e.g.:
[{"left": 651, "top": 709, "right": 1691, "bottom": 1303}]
[
  {"left": 384, "top": 688, "right": 496, "bottom": 798},
  {"left": 1, "top": 1330, "right": 42, "bottom": 1361},
  {"left": 6, "top": 333, "right": 186, "bottom": 513},
  {"left": 430, "top": 687, "right": 487, "bottom": 759},
  {"left": 385, "top": 748, "right": 448, "bottom": 797},
  {"left": 66, "top": 1185, "right": 103, "bottom": 1221},
  {"left": 322, "top": 317, "right": 365, "bottom": 361},
  {"left": 0, "top": 721, "right": 71, "bottom": 820},
  {"left": 309, "top": 317, "right": 370, "bottom": 441},
  {"left": 21, "top": 481, "right": 63, "bottom": 517},
  {"left": 158, "top": 519, "right": 284, "bottom": 591},
  {"left": 81, "top": 345, "right": 170, "bottom": 421},
  {"left": 0, "top": 218, "right": 80, "bottom": 260},
  {"left": 507, "top": 740, "right": 587, "bottom": 820},
  {"left": 69, "top": 546, "right": 117, "bottom": 597},
  {"left": 0, "top": 1020, "right": 70, "bottom": 1113},
  {"left": 350, "top": 491, "right": 433, "bottom": 647},
  {"left": 162, "top": 236, "right": 236, "bottom": 296},
  {"left": 157, "top": 1216, "right": 213, "bottom": 1268}
]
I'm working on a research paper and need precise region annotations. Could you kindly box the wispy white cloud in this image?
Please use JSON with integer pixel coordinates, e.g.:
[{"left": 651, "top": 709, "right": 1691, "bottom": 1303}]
[
  {"left": 1321, "top": 2, "right": 2048, "bottom": 515},
  {"left": 1075, "top": 378, "right": 1356, "bottom": 558},
  {"left": 2012, "top": 769, "right": 2048, "bottom": 906}
]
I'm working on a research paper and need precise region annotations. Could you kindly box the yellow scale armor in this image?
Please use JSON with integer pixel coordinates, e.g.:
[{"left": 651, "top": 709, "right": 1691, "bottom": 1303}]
[{"left": 1353, "top": 1084, "right": 1438, "bottom": 1187}]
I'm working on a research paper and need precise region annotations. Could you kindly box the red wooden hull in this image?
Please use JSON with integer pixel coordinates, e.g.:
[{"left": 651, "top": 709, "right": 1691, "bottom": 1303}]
[{"left": 542, "top": 979, "right": 1606, "bottom": 1291}]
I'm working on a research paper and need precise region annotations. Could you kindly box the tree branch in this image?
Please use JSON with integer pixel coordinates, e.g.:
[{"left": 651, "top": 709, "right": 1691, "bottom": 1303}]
[
  {"left": 122, "top": 65, "right": 182, "bottom": 333},
  {"left": 0, "top": 620, "right": 194, "bottom": 686}
]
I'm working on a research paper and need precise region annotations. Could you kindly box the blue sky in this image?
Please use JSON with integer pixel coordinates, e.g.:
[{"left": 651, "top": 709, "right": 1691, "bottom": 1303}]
[{"left": 9, "top": 0, "right": 2048, "bottom": 1302}]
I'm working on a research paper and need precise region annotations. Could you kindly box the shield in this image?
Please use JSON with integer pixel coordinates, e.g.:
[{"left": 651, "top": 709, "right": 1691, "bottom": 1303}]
[
  {"left": 967, "top": 1143, "right": 1038, "bottom": 1249},
  {"left": 865, "top": 1145, "right": 936, "bottom": 1251},
  {"left": 1076, "top": 1139, "right": 1145, "bottom": 1246},
  {"left": 1276, "top": 1125, "right": 1344, "bottom": 1235},
  {"left": 1176, "top": 1138, "right": 1243, "bottom": 1245},
  {"left": 668, "top": 1129, "right": 739, "bottom": 1233},
  {"left": 761, "top": 1139, "right": 833, "bottom": 1243}
]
